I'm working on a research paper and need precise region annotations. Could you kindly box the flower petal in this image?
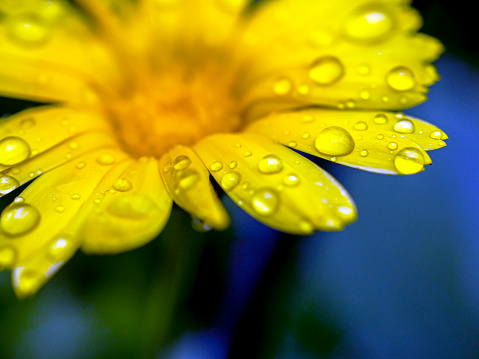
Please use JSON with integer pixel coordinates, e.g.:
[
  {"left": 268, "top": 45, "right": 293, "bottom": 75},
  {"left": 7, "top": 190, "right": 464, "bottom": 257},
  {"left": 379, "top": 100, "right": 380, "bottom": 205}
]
[
  {"left": 245, "top": 109, "right": 444, "bottom": 175},
  {"left": 0, "top": 147, "right": 130, "bottom": 297},
  {"left": 236, "top": 0, "right": 443, "bottom": 117},
  {"left": 194, "top": 133, "right": 357, "bottom": 234},
  {"left": 159, "top": 145, "right": 230, "bottom": 230}
]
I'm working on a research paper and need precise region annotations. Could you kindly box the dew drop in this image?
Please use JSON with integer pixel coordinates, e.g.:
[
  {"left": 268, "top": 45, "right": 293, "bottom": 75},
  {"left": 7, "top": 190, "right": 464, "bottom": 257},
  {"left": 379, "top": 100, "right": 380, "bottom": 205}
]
[
  {"left": 299, "top": 220, "right": 315, "bottom": 234},
  {"left": 335, "top": 205, "right": 356, "bottom": 221},
  {"left": 113, "top": 178, "right": 133, "bottom": 192},
  {"left": 288, "top": 141, "right": 298, "bottom": 147},
  {"left": 387, "top": 67, "right": 415, "bottom": 91},
  {"left": 243, "top": 151, "right": 252, "bottom": 157},
  {"left": 55, "top": 205, "right": 65, "bottom": 213},
  {"left": 273, "top": 78, "right": 292, "bottom": 95},
  {"left": 173, "top": 155, "right": 191, "bottom": 171},
  {"left": 191, "top": 218, "right": 212, "bottom": 232},
  {"left": 344, "top": 7, "right": 393, "bottom": 41},
  {"left": 108, "top": 193, "right": 158, "bottom": 218},
  {"left": 96, "top": 153, "right": 115, "bottom": 166},
  {"left": 48, "top": 237, "right": 75, "bottom": 261},
  {"left": 0, "top": 244, "right": 16, "bottom": 267},
  {"left": 309, "top": 57, "right": 344, "bottom": 85},
  {"left": 394, "top": 148, "right": 425, "bottom": 174},
  {"left": 69, "top": 141, "right": 79, "bottom": 150},
  {"left": 377, "top": 134, "right": 384, "bottom": 140},
  {"left": 210, "top": 161, "right": 223, "bottom": 172},
  {"left": 394, "top": 119, "right": 415, "bottom": 134},
  {"left": 229, "top": 161, "right": 237, "bottom": 169},
  {"left": 0, "top": 137, "right": 31, "bottom": 166},
  {"left": 302, "top": 132, "right": 311, "bottom": 139},
  {"left": 360, "top": 149, "right": 369, "bottom": 157},
  {"left": 0, "top": 203, "right": 40, "bottom": 236},
  {"left": 438, "top": 140, "right": 446, "bottom": 147},
  {"left": 221, "top": 171, "right": 241, "bottom": 191},
  {"left": 252, "top": 188, "right": 279, "bottom": 216},
  {"left": 177, "top": 170, "right": 199, "bottom": 190},
  {"left": 373, "top": 114, "right": 388, "bottom": 124},
  {"left": 354, "top": 121, "right": 368, "bottom": 131},
  {"left": 8, "top": 15, "right": 50, "bottom": 46},
  {"left": 163, "top": 163, "right": 170, "bottom": 173},
  {"left": 283, "top": 174, "right": 300, "bottom": 187},
  {"left": 359, "top": 90, "right": 371, "bottom": 100},
  {"left": 298, "top": 84, "right": 310, "bottom": 95},
  {"left": 71, "top": 193, "right": 81, "bottom": 200},
  {"left": 258, "top": 155, "right": 283, "bottom": 174},
  {"left": 0, "top": 175, "right": 20, "bottom": 196},
  {"left": 357, "top": 64, "right": 371, "bottom": 75},
  {"left": 314, "top": 126, "right": 355, "bottom": 156},
  {"left": 388, "top": 142, "right": 398, "bottom": 150},
  {"left": 76, "top": 161, "right": 86, "bottom": 169},
  {"left": 430, "top": 131, "right": 443, "bottom": 140}
]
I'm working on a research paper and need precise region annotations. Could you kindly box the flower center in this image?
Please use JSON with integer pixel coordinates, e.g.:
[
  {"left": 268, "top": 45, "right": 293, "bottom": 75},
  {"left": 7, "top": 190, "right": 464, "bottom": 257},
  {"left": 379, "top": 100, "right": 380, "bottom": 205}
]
[{"left": 103, "top": 60, "right": 241, "bottom": 158}]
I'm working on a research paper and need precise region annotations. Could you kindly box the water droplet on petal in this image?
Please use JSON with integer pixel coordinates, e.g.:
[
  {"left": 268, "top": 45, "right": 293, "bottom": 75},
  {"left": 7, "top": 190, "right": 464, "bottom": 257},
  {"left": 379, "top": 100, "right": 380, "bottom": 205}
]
[
  {"left": 210, "top": 161, "right": 223, "bottom": 172},
  {"left": 221, "top": 171, "right": 241, "bottom": 191},
  {"left": 107, "top": 193, "right": 158, "bottom": 218},
  {"left": 76, "top": 161, "right": 86, "bottom": 169},
  {"left": 258, "top": 155, "right": 283, "bottom": 174},
  {"left": 335, "top": 205, "right": 356, "bottom": 221},
  {"left": 302, "top": 132, "right": 311, "bottom": 139},
  {"left": 0, "top": 244, "right": 16, "bottom": 267},
  {"left": 309, "top": 57, "right": 344, "bottom": 85},
  {"left": 344, "top": 7, "right": 393, "bottom": 41},
  {"left": 360, "top": 149, "right": 368, "bottom": 157},
  {"left": 163, "top": 164, "right": 170, "bottom": 173},
  {"left": 69, "top": 141, "right": 79, "bottom": 150},
  {"left": 299, "top": 220, "right": 315, "bottom": 234},
  {"left": 357, "top": 64, "right": 371, "bottom": 75},
  {"left": 48, "top": 237, "right": 76, "bottom": 261},
  {"left": 71, "top": 193, "right": 81, "bottom": 200},
  {"left": 177, "top": 170, "right": 199, "bottom": 190},
  {"left": 373, "top": 114, "right": 388, "bottom": 124},
  {"left": 96, "top": 153, "right": 115, "bottom": 166},
  {"left": 0, "top": 137, "right": 31, "bottom": 166},
  {"left": 394, "top": 119, "right": 415, "bottom": 134},
  {"left": 56, "top": 205, "right": 65, "bottom": 213},
  {"left": 8, "top": 15, "right": 50, "bottom": 46},
  {"left": 315, "top": 126, "right": 355, "bottom": 156},
  {"left": 394, "top": 148, "right": 425, "bottom": 174},
  {"left": 273, "top": 78, "right": 292, "bottom": 95},
  {"left": 354, "top": 121, "right": 368, "bottom": 131},
  {"left": 388, "top": 142, "right": 398, "bottom": 150},
  {"left": 387, "top": 67, "right": 415, "bottom": 91},
  {"left": 0, "top": 203, "right": 40, "bottom": 236},
  {"left": 430, "top": 131, "right": 443, "bottom": 140},
  {"left": 173, "top": 155, "right": 191, "bottom": 171},
  {"left": 243, "top": 151, "right": 252, "bottom": 157},
  {"left": 283, "top": 174, "right": 300, "bottom": 187},
  {"left": 377, "top": 134, "right": 384, "bottom": 140},
  {"left": 0, "top": 175, "right": 20, "bottom": 196},
  {"left": 251, "top": 188, "right": 279, "bottom": 216},
  {"left": 359, "top": 90, "right": 371, "bottom": 100},
  {"left": 229, "top": 161, "right": 237, "bottom": 169},
  {"left": 113, "top": 178, "right": 133, "bottom": 192}
]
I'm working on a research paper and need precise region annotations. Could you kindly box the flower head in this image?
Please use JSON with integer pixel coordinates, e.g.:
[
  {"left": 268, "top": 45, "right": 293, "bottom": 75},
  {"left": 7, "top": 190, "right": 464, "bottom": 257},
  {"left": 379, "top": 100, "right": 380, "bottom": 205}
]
[{"left": 0, "top": 0, "right": 446, "bottom": 297}]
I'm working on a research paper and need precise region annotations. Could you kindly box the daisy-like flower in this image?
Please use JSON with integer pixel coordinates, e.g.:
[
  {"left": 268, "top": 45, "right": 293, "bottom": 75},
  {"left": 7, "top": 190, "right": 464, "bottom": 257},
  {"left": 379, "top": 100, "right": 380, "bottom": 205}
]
[{"left": 0, "top": 0, "right": 446, "bottom": 298}]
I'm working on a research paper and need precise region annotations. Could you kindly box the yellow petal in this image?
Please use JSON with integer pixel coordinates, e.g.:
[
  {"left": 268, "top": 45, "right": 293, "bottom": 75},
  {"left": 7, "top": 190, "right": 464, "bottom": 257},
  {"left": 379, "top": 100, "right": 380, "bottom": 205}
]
[
  {"left": 245, "top": 109, "right": 441, "bottom": 175},
  {"left": 194, "top": 133, "right": 357, "bottom": 234},
  {"left": 159, "top": 145, "right": 230, "bottom": 230},
  {"left": 78, "top": 157, "right": 172, "bottom": 255},
  {"left": 0, "top": 106, "right": 113, "bottom": 171},
  {"left": 236, "top": 0, "right": 443, "bottom": 118},
  {"left": 0, "top": 147, "right": 129, "bottom": 297}
]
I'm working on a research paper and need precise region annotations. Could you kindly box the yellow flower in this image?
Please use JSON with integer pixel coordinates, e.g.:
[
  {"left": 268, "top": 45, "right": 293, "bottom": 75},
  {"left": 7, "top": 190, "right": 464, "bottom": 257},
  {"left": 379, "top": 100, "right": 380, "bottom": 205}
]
[{"left": 0, "top": 0, "right": 446, "bottom": 297}]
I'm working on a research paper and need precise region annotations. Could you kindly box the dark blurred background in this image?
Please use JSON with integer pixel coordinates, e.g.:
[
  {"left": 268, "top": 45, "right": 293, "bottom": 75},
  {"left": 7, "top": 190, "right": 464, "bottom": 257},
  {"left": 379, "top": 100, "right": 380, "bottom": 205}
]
[{"left": 1, "top": 0, "right": 479, "bottom": 358}]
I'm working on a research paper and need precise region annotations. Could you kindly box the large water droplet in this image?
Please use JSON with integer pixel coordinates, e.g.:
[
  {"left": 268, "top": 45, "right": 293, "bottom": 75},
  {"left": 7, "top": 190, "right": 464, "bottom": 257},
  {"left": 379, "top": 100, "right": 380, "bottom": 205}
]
[
  {"left": 8, "top": 15, "right": 50, "bottom": 46},
  {"left": 210, "top": 161, "right": 223, "bottom": 172},
  {"left": 258, "top": 155, "right": 283, "bottom": 174},
  {"left": 388, "top": 142, "right": 398, "bottom": 150},
  {"left": 394, "top": 148, "right": 425, "bottom": 174},
  {"left": 309, "top": 57, "right": 344, "bottom": 85},
  {"left": 273, "top": 78, "right": 292, "bottom": 95},
  {"left": 48, "top": 237, "right": 75, "bottom": 261},
  {"left": 344, "top": 7, "right": 393, "bottom": 41},
  {"left": 430, "top": 131, "right": 443, "bottom": 140},
  {"left": 173, "top": 155, "right": 191, "bottom": 171},
  {"left": 0, "top": 203, "right": 40, "bottom": 236},
  {"left": 221, "top": 171, "right": 241, "bottom": 191},
  {"left": 394, "top": 119, "right": 415, "bottom": 134},
  {"left": 108, "top": 193, "right": 158, "bottom": 218},
  {"left": 0, "top": 244, "right": 16, "bottom": 267},
  {"left": 0, "top": 137, "right": 31, "bottom": 166},
  {"left": 251, "top": 188, "right": 279, "bottom": 216},
  {"left": 96, "top": 153, "right": 115, "bottom": 166},
  {"left": 387, "top": 67, "right": 415, "bottom": 91},
  {"left": 0, "top": 175, "right": 20, "bottom": 196},
  {"left": 177, "top": 170, "right": 199, "bottom": 190},
  {"left": 314, "top": 126, "right": 355, "bottom": 156},
  {"left": 113, "top": 178, "right": 133, "bottom": 192}
]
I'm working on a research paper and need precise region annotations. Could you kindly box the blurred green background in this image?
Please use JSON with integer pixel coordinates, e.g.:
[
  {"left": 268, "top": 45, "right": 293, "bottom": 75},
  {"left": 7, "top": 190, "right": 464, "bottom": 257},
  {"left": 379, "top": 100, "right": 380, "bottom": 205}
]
[{"left": 1, "top": 0, "right": 479, "bottom": 358}]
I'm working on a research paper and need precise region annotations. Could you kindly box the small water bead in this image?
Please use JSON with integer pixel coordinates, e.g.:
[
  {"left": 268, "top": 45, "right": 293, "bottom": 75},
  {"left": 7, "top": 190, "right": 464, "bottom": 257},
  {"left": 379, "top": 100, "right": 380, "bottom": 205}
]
[
  {"left": 393, "top": 119, "right": 415, "bottom": 134},
  {"left": 0, "top": 175, "right": 20, "bottom": 196},
  {"left": 76, "top": 161, "right": 86, "bottom": 169},
  {"left": 210, "top": 161, "right": 223, "bottom": 172},
  {"left": 301, "top": 115, "right": 314, "bottom": 123},
  {"left": 373, "top": 114, "right": 388, "bottom": 124},
  {"left": 299, "top": 219, "right": 315, "bottom": 234},
  {"left": 96, "top": 153, "right": 115, "bottom": 165},
  {"left": 314, "top": 126, "right": 355, "bottom": 156},
  {"left": 163, "top": 164, "right": 170, "bottom": 173},
  {"left": 258, "top": 155, "right": 283, "bottom": 174},
  {"left": 284, "top": 130, "right": 290, "bottom": 135},
  {"left": 221, "top": 171, "right": 241, "bottom": 191},
  {"left": 107, "top": 193, "right": 157, "bottom": 218},
  {"left": 288, "top": 141, "right": 298, "bottom": 147},
  {"left": 243, "top": 151, "right": 252, "bottom": 157},
  {"left": 283, "top": 174, "right": 300, "bottom": 187},
  {"left": 14, "top": 197, "right": 24, "bottom": 204},
  {"left": 360, "top": 150, "right": 368, "bottom": 157},
  {"left": 387, "top": 67, "right": 415, "bottom": 91},
  {"left": 309, "top": 57, "right": 344, "bottom": 85},
  {"left": 71, "top": 193, "right": 81, "bottom": 200},
  {"left": 430, "top": 131, "right": 443, "bottom": 140},
  {"left": 273, "top": 78, "right": 292, "bottom": 95},
  {"left": 388, "top": 142, "right": 398, "bottom": 150},
  {"left": 191, "top": 218, "right": 212, "bottom": 232},
  {"left": 69, "top": 141, "right": 79, "bottom": 150},
  {"left": 20, "top": 117, "right": 36, "bottom": 130},
  {"left": 335, "top": 205, "right": 356, "bottom": 221},
  {"left": 357, "top": 64, "right": 371, "bottom": 76},
  {"left": 113, "top": 178, "right": 133, "bottom": 192},
  {"left": 394, "top": 148, "right": 425, "bottom": 174},
  {"left": 302, "top": 132, "right": 311, "bottom": 139},
  {"left": 55, "top": 205, "right": 65, "bottom": 213},
  {"left": 354, "top": 121, "right": 368, "bottom": 131},
  {"left": 381, "top": 96, "right": 389, "bottom": 103},
  {"left": 298, "top": 84, "right": 310, "bottom": 95},
  {"left": 251, "top": 188, "right": 279, "bottom": 216},
  {"left": 15, "top": 268, "right": 44, "bottom": 296},
  {"left": 0, "top": 137, "right": 31, "bottom": 166},
  {"left": 8, "top": 15, "right": 50, "bottom": 46},
  {"left": 359, "top": 90, "right": 371, "bottom": 100},
  {"left": 173, "top": 155, "right": 191, "bottom": 171},
  {"left": 229, "top": 161, "right": 237, "bottom": 169},
  {"left": 48, "top": 237, "right": 75, "bottom": 261},
  {"left": 0, "top": 244, "right": 16, "bottom": 267},
  {"left": 0, "top": 203, "right": 40, "bottom": 236},
  {"left": 344, "top": 7, "right": 393, "bottom": 41},
  {"left": 377, "top": 134, "right": 384, "bottom": 140},
  {"left": 438, "top": 140, "right": 446, "bottom": 147},
  {"left": 346, "top": 100, "right": 356, "bottom": 108},
  {"left": 177, "top": 170, "right": 199, "bottom": 190}
]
